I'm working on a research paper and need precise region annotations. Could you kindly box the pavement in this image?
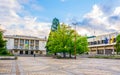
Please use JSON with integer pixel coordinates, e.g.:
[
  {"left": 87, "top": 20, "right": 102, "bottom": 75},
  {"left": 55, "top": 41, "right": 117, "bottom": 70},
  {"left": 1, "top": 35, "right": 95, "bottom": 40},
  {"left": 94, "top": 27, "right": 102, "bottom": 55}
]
[{"left": 0, "top": 57, "right": 120, "bottom": 75}]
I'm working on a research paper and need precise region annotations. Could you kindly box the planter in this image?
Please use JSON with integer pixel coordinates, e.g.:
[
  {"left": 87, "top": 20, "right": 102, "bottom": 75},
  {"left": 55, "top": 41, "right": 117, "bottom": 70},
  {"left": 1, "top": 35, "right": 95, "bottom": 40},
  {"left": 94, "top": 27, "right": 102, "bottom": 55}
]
[{"left": 0, "top": 56, "right": 17, "bottom": 60}]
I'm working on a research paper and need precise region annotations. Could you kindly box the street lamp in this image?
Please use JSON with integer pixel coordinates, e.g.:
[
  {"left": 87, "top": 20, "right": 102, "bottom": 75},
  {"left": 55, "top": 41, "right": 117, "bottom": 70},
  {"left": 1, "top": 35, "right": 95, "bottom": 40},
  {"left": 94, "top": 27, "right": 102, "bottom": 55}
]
[{"left": 72, "top": 22, "right": 77, "bottom": 59}]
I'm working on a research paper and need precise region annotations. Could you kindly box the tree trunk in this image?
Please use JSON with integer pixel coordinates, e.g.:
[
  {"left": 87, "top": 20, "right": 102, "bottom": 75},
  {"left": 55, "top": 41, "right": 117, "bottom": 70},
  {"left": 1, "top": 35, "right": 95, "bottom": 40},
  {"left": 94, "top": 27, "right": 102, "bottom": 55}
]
[
  {"left": 69, "top": 50, "right": 72, "bottom": 58},
  {"left": 54, "top": 53, "right": 57, "bottom": 56},
  {"left": 63, "top": 52, "right": 66, "bottom": 58}
]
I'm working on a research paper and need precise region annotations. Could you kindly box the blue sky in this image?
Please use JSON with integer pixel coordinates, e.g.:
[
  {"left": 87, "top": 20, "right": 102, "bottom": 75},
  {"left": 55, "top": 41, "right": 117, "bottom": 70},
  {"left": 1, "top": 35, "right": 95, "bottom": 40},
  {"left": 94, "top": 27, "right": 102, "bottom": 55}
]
[
  {"left": 0, "top": 0, "right": 120, "bottom": 37},
  {"left": 20, "top": 0, "right": 105, "bottom": 22}
]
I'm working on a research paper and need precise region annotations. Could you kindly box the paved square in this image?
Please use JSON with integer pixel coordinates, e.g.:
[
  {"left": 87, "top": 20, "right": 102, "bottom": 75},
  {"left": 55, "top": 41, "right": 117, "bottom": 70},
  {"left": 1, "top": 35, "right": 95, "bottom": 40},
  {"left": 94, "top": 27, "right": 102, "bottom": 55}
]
[{"left": 0, "top": 57, "right": 120, "bottom": 75}]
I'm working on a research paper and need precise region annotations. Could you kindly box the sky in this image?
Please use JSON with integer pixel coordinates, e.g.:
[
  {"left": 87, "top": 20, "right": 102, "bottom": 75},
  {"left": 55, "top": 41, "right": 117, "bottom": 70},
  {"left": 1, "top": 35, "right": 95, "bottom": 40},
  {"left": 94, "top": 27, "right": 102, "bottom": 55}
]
[{"left": 0, "top": 0, "right": 120, "bottom": 37}]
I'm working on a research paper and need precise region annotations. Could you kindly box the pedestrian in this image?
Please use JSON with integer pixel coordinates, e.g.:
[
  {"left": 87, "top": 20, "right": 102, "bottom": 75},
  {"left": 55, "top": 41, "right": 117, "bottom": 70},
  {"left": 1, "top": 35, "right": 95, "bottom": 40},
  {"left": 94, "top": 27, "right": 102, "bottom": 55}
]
[{"left": 34, "top": 54, "right": 35, "bottom": 58}]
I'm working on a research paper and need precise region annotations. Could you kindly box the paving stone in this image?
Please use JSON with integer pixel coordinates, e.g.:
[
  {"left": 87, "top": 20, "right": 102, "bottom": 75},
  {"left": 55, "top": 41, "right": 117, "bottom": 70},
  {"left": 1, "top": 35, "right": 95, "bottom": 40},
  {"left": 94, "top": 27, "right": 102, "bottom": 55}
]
[{"left": 1, "top": 57, "right": 120, "bottom": 75}]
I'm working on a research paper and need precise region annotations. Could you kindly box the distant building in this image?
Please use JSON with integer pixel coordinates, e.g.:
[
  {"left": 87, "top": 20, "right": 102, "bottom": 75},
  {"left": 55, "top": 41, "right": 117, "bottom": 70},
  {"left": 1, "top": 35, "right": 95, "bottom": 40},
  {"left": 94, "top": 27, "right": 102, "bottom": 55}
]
[
  {"left": 4, "top": 35, "right": 47, "bottom": 55},
  {"left": 87, "top": 32, "right": 118, "bottom": 55}
]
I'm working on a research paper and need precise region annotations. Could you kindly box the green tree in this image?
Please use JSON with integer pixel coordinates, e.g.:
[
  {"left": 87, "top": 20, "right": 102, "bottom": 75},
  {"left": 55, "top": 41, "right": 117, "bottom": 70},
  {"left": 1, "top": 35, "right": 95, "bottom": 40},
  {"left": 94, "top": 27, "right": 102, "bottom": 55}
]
[
  {"left": 47, "top": 24, "right": 74, "bottom": 57},
  {"left": 115, "top": 34, "right": 120, "bottom": 54},
  {"left": 46, "top": 23, "right": 89, "bottom": 58},
  {"left": 0, "top": 31, "right": 8, "bottom": 55},
  {"left": 76, "top": 36, "right": 89, "bottom": 54}
]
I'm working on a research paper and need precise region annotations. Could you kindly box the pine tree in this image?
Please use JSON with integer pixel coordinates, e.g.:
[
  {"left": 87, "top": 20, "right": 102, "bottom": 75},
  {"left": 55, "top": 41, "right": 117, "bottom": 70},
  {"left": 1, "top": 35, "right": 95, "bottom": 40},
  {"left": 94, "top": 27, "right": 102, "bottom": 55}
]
[
  {"left": 0, "top": 31, "right": 8, "bottom": 55},
  {"left": 51, "top": 18, "right": 60, "bottom": 31},
  {"left": 46, "top": 18, "right": 60, "bottom": 55}
]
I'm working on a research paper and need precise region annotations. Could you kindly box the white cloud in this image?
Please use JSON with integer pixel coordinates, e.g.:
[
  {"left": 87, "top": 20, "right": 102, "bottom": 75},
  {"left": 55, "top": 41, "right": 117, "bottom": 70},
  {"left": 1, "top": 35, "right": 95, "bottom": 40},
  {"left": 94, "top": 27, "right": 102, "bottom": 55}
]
[
  {"left": 1, "top": 0, "right": 120, "bottom": 38},
  {"left": 0, "top": 0, "right": 50, "bottom": 37},
  {"left": 114, "top": 7, "right": 120, "bottom": 15},
  {"left": 71, "top": 4, "right": 120, "bottom": 36},
  {"left": 84, "top": 5, "right": 103, "bottom": 19}
]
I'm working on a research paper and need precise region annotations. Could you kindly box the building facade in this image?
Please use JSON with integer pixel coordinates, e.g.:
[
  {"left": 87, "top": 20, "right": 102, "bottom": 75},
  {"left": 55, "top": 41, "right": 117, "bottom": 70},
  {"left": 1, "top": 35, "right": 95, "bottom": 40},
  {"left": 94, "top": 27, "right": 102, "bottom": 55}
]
[
  {"left": 4, "top": 35, "right": 47, "bottom": 55},
  {"left": 87, "top": 32, "right": 119, "bottom": 55}
]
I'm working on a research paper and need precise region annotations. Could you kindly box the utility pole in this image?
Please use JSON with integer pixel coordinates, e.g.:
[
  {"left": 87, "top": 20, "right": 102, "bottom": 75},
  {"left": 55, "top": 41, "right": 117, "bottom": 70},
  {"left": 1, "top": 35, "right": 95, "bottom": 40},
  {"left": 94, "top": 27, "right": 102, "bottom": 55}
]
[{"left": 72, "top": 22, "right": 77, "bottom": 59}]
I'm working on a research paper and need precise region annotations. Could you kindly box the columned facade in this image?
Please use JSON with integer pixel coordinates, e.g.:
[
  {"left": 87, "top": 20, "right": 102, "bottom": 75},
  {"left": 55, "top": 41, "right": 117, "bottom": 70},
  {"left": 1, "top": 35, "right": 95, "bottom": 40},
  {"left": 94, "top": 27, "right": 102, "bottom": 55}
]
[{"left": 4, "top": 35, "right": 47, "bottom": 56}]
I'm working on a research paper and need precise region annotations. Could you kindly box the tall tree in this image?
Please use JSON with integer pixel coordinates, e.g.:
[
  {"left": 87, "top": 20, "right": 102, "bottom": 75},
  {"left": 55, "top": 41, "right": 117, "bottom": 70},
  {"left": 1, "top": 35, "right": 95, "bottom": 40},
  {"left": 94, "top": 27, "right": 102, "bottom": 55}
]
[
  {"left": 46, "top": 18, "right": 60, "bottom": 55},
  {"left": 115, "top": 34, "right": 120, "bottom": 54},
  {"left": 47, "top": 24, "right": 74, "bottom": 57},
  {"left": 0, "top": 31, "right": 8, "bottom": 55},
  {"left": 46, "top": 23, "right": 89, "bottom": 58}
]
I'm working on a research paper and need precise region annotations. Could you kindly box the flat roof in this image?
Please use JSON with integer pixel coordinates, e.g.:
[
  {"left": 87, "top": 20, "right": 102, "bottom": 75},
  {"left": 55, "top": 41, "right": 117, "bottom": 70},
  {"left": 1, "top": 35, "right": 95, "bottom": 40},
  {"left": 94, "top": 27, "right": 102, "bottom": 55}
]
[{"left": 4, "top": 35, "right": 47, "bottom": 41}]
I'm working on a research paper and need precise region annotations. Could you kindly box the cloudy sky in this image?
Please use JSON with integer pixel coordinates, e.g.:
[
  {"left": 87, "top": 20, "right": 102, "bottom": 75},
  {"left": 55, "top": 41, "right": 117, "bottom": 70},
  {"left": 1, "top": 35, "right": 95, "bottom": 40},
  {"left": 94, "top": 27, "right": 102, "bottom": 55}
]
[{"left": 0, "top": 0, "right": 120, "bottom": 37}]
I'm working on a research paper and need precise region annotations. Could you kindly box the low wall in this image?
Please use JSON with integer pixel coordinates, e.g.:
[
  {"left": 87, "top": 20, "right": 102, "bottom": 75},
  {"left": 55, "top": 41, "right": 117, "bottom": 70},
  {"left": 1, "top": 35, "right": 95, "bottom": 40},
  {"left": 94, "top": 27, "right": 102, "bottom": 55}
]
[{"left": 0, "top": 56, "right": 17, "bottom": 60}]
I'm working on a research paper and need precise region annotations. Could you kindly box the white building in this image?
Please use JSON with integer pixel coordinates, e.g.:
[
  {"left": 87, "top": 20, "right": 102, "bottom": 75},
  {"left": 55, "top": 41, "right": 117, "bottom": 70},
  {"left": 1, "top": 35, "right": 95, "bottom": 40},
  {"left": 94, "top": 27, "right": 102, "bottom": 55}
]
[
  {"left": 4, "top": 35, "right": 47, "bottom": 55},
  {"left": 87, "top": 32, "right": 118, "bottom": 55}
]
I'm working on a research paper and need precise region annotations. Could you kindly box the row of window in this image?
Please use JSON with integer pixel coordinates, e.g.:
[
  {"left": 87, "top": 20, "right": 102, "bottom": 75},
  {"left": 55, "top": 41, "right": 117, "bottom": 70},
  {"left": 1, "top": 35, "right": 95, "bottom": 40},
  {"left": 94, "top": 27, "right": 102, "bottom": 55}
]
[
  {"left": 14, "top": 45, "right": 39, "bottom": 50},
  {"left": 14, "top": 39, "right": 39, "bottom": 45},
  {"left": 88, "top": 38, "right": 116, "bottom": 45},
  {"left": 97, "top": 49, "right": 113, "bottom": 54}
]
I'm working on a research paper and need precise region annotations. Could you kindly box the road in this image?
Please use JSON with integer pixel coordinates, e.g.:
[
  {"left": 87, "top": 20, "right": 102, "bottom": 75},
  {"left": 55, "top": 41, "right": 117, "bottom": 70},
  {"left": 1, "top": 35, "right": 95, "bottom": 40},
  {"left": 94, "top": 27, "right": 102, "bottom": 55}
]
[{"left": 0, "top": 57, "right": 120, "bottom": 75}]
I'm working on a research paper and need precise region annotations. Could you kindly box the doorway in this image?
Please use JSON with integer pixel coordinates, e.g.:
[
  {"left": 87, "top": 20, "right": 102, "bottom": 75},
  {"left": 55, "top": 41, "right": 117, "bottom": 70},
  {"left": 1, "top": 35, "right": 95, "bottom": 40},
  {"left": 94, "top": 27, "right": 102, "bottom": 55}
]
[
  {"left": 25, "top": 51, "right": 28, "bottom": 54},
  {"left": 20, "top": 51, "right": 23, "bottom": 54},
  {"left": 31, "top": 51, "right": 33, "bottom": 55}
]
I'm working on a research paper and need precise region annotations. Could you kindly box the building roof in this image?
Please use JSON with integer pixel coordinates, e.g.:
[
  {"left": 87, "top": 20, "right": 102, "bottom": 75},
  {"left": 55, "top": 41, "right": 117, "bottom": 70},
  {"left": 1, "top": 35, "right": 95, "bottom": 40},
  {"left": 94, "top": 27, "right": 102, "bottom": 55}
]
[
  {"left": 4, "top": 35, "right": 47, "bottom": 41},
  {"left": 87, "top": 36, "right": 96, "bottom": 38}
]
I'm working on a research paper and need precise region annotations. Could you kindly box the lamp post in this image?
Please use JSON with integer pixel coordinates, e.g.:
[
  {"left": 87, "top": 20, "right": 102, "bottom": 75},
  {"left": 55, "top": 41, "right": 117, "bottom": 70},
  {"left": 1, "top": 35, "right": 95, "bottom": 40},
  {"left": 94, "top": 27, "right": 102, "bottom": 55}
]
[{"left": 72, "top": 22, "right": 77, "bottom": 59}]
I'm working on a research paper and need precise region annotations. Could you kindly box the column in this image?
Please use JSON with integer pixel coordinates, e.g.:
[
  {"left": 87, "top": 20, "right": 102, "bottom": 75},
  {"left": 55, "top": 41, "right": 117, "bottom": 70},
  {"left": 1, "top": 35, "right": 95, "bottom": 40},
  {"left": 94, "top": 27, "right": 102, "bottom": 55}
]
[
  {"left": 112, "top": 46, "right": 115, "bottom": 55},
  {"left": 33, "top": 51, "right": 35, "bottom": 54},
  {"left": 18, "top": 38, "right": 20, "bottom": 49},
  {"left": 17, "top": 51, "right": 19, "bottom": 55},
  {"left": 88, "top": 49, "right": 91, "bottom": 55},
  {"left": 103, "top": 47, "right": 105, "bottom": 55},
  {"left": 29, "top": 40, "right": 30, "bottom": 50},
  {"left": 24, "top": 39, "right": 25, "bottom": 49},
  {"left": 34, "top": 40, "right": 35, "bottom": 50},
  {"left": 28, "top": 51, "right": 31, "bottom": 55},
  {"left": 23, "top": 50, "right": 25, "bottom": 55},
  {"left": 96, "top": 47, "right": 97, "bottom": 55}
]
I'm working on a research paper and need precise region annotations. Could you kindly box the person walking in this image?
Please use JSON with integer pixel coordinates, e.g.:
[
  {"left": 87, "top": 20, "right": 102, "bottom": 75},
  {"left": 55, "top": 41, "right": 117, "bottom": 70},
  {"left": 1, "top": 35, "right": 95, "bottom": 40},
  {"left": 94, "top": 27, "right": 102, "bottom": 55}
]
[{"left": 34, "top": 54, "right": 36, "bottom": 58}]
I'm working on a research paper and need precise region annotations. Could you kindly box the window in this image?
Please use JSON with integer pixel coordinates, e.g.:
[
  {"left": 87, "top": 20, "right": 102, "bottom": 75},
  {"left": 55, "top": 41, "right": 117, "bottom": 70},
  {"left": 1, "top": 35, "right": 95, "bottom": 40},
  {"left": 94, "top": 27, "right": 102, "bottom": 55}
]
[
  {"left": 91, "top": 42, "right": 94, "bottom": 45},
  {"left": 20, "top": 46, "right": 23, "bottom": 49},
  {"left": 25, "top": 40, "right": 29, "bottom": 49},
  {"left": 94, "top": 41, "right": 97, "bottom": 45},
  {"left": 35, "top": 40, "right": 39, "bottom": 45},
  {"left": 14, "top": 39, "right": 18, "bottom": 43},
  {"left": 102, "top": 40, "right": 104, "bottom": 44},
  {"left": 98, "top": 40, "right": 100, "bottom": 44},
  {"left": 97, "top": 50, "right": 104, "bottom": 54},
  {"left": 30, "top": 46, "right": 34, "bottom": 50},
  {"left": 30, "top": 40, "right": 34, "bottom": 45},
  {"left": 35, "top": 46, "right": 39, "bottom": 50},
  {"left": 25, "top": 40, "right": 29, "bottom": 44},
  {"left": 14, "top": 45, "right": 18, "bottom": 49},
  {"left": 20, "top": 39, "right": 24, "bottom": 44}
]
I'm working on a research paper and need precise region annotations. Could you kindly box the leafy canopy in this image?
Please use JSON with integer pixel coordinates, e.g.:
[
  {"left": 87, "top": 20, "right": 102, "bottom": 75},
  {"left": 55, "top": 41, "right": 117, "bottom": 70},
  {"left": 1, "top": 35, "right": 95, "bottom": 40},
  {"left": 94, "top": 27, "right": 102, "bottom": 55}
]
[{"left": 115, "top": 34, "right": 120, "bottom": 54}]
